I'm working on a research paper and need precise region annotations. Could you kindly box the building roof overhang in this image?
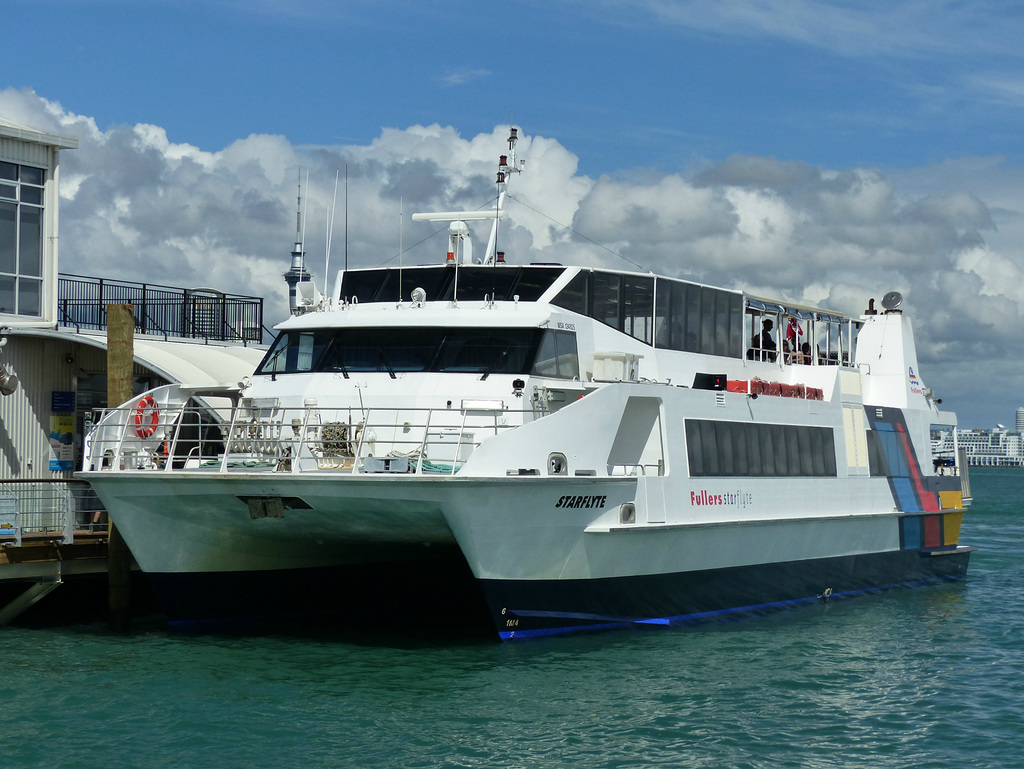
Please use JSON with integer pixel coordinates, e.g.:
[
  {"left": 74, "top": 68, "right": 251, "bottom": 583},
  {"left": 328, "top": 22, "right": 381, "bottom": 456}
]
[{"left": 0, "top": 117, "right": 79, "bottom": 150}]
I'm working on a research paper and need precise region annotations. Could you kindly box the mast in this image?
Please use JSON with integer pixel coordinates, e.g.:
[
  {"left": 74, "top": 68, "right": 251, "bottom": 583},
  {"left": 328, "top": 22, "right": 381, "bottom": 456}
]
[
  {"left": 410, "top": 123, "right": 523, "bottom": 268},
  {"left": 484, "top": 125, "right": 523, "bottom": 265}
]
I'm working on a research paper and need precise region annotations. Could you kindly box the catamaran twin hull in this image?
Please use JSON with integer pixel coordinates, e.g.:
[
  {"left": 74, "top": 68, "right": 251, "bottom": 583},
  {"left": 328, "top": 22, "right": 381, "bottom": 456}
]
[{"left": 82, "top": 379, "right": 971, "bottom": 640}]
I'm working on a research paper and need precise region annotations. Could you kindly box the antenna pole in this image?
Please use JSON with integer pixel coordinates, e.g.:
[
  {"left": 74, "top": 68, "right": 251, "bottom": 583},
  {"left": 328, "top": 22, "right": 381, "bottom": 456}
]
[
  {"left": 399, "top": 197, "right": 404, "bottom": 303},
  {"left": 326, "top": 169, "right": 339, "bottom": 289},
  {"left": 344, "top": 164, "right": 349, "bottom": 272},
  {"left": 300, "top": 170, "right": 308, "bottom": 271}
]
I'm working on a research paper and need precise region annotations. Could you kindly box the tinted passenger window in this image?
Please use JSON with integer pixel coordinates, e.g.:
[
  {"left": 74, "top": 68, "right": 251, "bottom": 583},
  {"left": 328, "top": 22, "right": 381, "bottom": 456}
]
[{"left": 686, "top": 419, "right": 837, "bottom": 477}]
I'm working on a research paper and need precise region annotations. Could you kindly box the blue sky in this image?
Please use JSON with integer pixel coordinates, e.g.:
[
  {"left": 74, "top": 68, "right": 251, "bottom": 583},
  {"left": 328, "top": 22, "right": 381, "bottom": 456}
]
[
  {"left": 12, "top": 0, "right": 1024, "bottom": 172},
  {"left": 3, "top": 0, "right": 1024, "bottom": 428}
]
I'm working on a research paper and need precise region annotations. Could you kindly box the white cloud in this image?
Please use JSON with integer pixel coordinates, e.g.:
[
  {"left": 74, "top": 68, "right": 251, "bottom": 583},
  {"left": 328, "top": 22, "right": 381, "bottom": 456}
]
[
  {"left": 570, "top": 0, "right": 1024, "bottom": 60},
  {"left": 3, "top": 86, "right": 1022, "bottom": 426},
  {"left": 439, "top": 68, "right": 492, "bottom": 87}
]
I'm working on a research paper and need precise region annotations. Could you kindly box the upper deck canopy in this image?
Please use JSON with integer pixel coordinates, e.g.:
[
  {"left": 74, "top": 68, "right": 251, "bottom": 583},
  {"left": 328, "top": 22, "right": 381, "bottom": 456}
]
[
  {"left": 340, "top": 265, "right": 565, "bottom": 305},
  {"left": 334, "top": 264, "right": 855, "bottom": 363}
]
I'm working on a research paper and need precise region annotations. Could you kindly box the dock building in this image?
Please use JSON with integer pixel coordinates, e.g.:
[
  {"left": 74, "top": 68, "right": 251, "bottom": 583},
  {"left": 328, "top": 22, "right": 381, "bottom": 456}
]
[{"left": 1, "top": 116, "right": 268, "bottom": 623}]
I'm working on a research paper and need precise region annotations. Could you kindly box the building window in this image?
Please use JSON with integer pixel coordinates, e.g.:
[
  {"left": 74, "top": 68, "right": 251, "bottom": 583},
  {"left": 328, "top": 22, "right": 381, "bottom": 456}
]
[{"left": 0, "top": 160, "right": 46, "bottom": 317}]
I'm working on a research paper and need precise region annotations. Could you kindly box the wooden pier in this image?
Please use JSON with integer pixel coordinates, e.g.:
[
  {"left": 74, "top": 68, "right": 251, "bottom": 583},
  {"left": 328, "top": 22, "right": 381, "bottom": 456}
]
[{"left": 0, "top": 530, "right": 116, "bottom": 625}]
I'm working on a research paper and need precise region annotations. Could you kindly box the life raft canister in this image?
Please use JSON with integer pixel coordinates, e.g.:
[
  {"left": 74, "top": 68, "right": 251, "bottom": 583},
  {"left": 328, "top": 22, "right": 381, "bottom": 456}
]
[{"left": 134, "top": 394, "right": 159, "bottom": 439}]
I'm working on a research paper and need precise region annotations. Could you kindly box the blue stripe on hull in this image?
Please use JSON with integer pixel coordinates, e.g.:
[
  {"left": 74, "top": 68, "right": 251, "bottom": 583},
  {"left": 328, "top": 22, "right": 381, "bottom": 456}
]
[{"left": 483, "top": 548, "right": 972, "bottom": 641}]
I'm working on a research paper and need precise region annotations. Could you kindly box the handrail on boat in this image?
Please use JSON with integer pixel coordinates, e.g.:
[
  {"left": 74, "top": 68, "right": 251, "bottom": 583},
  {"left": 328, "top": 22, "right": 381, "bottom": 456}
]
[{"left": 82, "top": 388, "right": 539, "bottom": 477}]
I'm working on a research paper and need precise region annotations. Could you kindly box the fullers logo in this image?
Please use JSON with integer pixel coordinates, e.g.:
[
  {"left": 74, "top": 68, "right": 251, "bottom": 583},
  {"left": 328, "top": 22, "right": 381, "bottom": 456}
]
[
  {"left": 908, "top": 366, "right": 924, "bottom": 396},
  {"left": 690, "top": 489, "right": 753, "bottom": 508}
]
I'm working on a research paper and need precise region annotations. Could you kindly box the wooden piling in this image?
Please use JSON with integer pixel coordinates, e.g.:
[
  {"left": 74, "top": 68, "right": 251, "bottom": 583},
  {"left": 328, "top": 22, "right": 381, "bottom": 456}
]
[{"left": 106, "top": 304, "right": 134, "bottom": 632}]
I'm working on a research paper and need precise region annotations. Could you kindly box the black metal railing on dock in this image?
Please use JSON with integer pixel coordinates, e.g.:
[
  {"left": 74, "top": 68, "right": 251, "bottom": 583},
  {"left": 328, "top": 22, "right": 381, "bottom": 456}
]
[{"left": 58, "top": 274, "right": 267, "bottom": 344}]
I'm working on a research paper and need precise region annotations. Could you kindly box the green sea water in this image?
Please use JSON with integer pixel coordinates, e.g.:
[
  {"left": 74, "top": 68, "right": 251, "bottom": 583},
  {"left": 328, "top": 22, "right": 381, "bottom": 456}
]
[{"left": 3, "top": 467, "right": 1022, "bottom": 768}]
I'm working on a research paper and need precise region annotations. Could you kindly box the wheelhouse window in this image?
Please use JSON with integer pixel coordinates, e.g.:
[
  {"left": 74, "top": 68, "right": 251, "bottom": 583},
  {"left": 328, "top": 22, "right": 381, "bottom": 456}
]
[
  {"left": 0, "top": 160, "right": 45, "bottom": 317},
  {"left": 258, "top": 330, "right": 332, "bottom": 373},
  {"left": 531, "top": 330, "right": 580, "bottom": 379},
  {"left": 256, "top": 326, "right": 579, "bottom": 379},
  {"left": 339, "top": 265, "right": 565, "bottom": 305}
]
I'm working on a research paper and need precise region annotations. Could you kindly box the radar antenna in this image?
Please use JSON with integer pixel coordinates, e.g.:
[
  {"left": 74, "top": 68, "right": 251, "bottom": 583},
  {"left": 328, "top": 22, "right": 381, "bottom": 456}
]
[
  {"left": 881, "top": 291, "right": 903, "bottom": 313},
  {"left": 411, "top": 121, "right": 525, "bottom": 269}
]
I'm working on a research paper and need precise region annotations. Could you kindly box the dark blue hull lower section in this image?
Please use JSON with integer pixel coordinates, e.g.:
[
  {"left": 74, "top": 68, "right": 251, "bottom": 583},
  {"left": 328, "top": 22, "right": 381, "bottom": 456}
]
[
  {"left": 146, "top": 547, "right": 493, "bottom": 635},
  {"left": 483, "top": 546, "right": 973, "bottom": 640},
  {"left": 142, "top": 545, "right": 971, "bottom": 640}
]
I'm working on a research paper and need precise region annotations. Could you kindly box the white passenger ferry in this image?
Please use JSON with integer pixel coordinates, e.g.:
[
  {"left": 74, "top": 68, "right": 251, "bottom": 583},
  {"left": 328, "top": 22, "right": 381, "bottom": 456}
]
[{"left": 80, "top": 128, "right": 973, "bottom": 639}]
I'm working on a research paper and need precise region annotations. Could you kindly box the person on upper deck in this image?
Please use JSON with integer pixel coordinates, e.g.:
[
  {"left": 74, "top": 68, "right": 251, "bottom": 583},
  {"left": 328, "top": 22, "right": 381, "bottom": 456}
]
[
  {"left": 783, "top": 340, "right": 796, "bottom": 364},
  {"left": 786, "top": 318, "right": 803, "bottom": 348},
  {"left": 754, "top": 319, "right": 777, "bottom": 362}
]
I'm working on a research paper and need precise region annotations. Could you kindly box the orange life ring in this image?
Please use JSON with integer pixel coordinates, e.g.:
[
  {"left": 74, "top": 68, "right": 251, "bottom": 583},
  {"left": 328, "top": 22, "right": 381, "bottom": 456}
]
[{"left": 134, "top": 395, "right": 159, "bottom": 439}]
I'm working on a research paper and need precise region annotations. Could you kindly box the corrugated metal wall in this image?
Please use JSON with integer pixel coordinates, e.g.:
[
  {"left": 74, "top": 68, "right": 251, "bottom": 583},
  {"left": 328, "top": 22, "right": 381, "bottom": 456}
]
[
  {"left": 1, "top": 334, "right": 167, "bottom": 481},
  {"left": 1, "top": 335, "right": 80, "bottom": 479},
  {"left": 0, "top": 138, "right": 53, "bottom": 168}
]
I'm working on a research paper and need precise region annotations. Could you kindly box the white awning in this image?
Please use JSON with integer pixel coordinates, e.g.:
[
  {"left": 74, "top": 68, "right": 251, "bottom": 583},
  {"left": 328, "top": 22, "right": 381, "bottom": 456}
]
[
  {"left": 131, "top": 337, "right": 265, "bottom": 385},
  {"left": 9, "top": 329, "right": 265, "bottom": 386}
]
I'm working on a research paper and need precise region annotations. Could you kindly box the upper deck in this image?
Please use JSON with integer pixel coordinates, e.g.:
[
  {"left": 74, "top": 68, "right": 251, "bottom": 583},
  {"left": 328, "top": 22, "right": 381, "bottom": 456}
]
[{"left": 271, "top": 262, "right": 862, "bottom": 385}]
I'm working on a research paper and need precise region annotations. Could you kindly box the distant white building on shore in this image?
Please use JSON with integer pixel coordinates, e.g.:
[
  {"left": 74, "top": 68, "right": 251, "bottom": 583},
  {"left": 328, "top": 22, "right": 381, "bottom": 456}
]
[{"left": 933, "top": 412, "right": 1024, "bottom": 468}]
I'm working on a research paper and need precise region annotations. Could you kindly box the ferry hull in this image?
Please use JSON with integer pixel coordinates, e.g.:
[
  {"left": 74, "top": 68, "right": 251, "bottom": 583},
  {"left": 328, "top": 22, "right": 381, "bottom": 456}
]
[
  {"left": 135, "top": 542, "right": 970, "bottom": 638},
  {"left": 144, "top": 548, "right": 492, "bottom": 632},
  {"left": 84, "top": 468, "right": 971, "bottom": 639},
  {"left": 483, "top": 546, "right": 972, "bottom": 639}
]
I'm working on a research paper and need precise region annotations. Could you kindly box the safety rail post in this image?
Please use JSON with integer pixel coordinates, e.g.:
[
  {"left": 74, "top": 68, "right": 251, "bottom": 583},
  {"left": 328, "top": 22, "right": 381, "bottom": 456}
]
[
  {"left": 958, "top": 446, "right": 972, "bottom": 503},
  {"left": 416, "top": 408, "right": 436, "bottom": 474},
  {"left": 111, "top": 404, "right": 134, "bottom": 470},
  {"left": 222, "top": 398, "right": 244, "bottom": 472},
  {"left": 291, "top": 404, "right": 311, "bottom": 473},
  {"left": 350, "top": 408, "right": 372, "bottom": 474},
  {"left": 60, "top": 483, "right": 74, "bottom": 544},
  {"left": 455, "top": 410, "right": 472, "bottom": 475},
  {"left": 162, "top": 396, "right": 189, "bottom": 471},
  {"left": 163, "top": 399, "right": 179, "bottom": 471},
  {"left": 107, "top": 405, "right": 130, "bottom": 473}
]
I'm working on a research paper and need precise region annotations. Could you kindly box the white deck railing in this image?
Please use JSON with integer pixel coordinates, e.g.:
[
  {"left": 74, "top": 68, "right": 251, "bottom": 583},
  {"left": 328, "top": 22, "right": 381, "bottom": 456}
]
[{"left": 83, "top": 388, "right": 541, "bottom": 477}]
